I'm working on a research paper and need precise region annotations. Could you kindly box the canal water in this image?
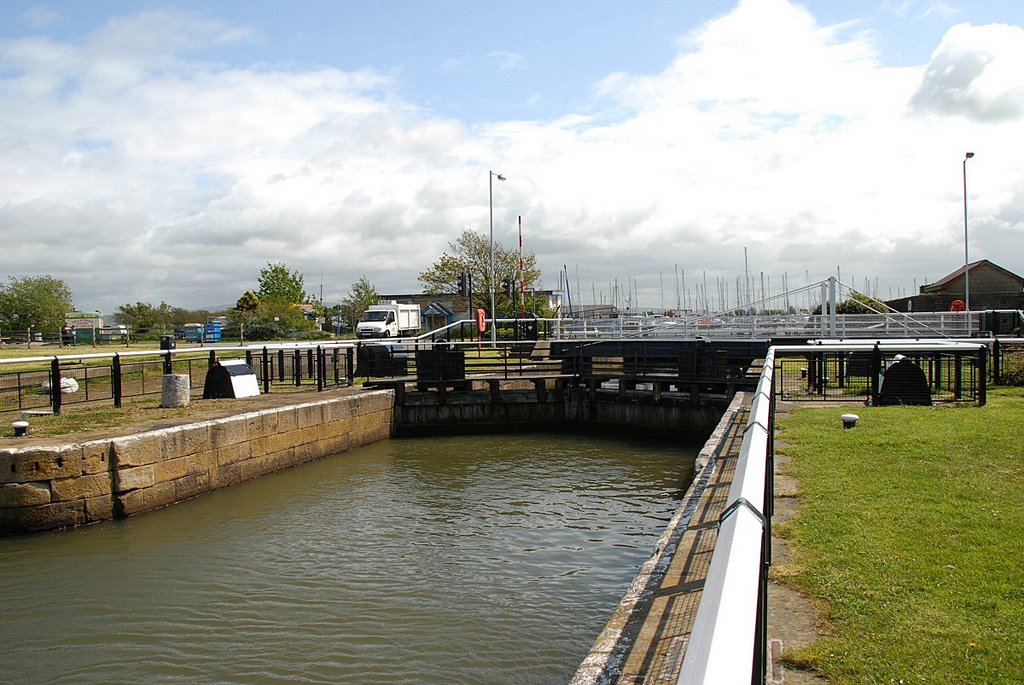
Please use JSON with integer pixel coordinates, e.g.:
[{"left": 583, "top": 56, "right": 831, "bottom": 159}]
[{"left": 0, "top": 432, "right": 697, "bottom": 685}]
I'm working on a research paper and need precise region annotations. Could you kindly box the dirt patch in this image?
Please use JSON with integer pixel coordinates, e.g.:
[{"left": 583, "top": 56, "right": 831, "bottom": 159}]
[
  {"left": 1, "top": 385, "right": 370, "bottom": 446},
  {"left": 768, "top": 403, "right": 829, "bottom": 684}
]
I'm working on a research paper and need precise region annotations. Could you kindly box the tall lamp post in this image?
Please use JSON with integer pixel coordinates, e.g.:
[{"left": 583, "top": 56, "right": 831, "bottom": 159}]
[
  {"left": 963, "top": 152, "right": 974, "bottom": 335},
  {"left": 489, "top": 170, "right": 506, "bottom": 345}
]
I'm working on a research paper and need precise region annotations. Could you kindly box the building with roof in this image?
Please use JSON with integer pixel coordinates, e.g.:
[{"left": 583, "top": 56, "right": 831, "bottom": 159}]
[{"left": 886, "top": 259, "right": 1024, "bottom": 313}]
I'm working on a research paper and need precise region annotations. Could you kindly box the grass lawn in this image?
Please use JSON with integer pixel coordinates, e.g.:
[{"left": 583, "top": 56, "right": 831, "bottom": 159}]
[{"left": 776, "top": 388, "right": 1024, "bottom": 684}]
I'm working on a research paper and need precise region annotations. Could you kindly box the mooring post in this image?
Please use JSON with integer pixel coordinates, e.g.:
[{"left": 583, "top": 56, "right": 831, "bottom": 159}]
[
  {"left": 113, "top": 354, "right": 123, "bottom": 408},
  {"left": 50, "top": 357, "right": 62, "bottom": 415},
  {"left": 262, "top": 346, "right": 271, "bottom": 394},
  {"left": 978, "top": 346, "right": 987, "bottom": 406},
  {"left": 869, "top": 343, "right": 882, "bottom": 406},
  {"left": 992, "top": 338, "right": 1001, "bottom": 384}
]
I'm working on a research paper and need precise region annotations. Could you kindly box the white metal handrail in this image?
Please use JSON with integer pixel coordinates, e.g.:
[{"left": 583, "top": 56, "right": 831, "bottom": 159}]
[{"left": 677, "top": 347, "right": 775, "bottom": 684}]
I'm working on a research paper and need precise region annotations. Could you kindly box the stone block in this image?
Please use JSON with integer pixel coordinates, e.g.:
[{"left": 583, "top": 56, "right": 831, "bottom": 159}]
[
  {"left": 258, "top": 411, "right": 279, "bottom": 435},
  {"left": 111, "top": 434, "right": 164, "bottom": 468},
  {"left": 155, "top": 456, "right": 190, "bottom": 483},
  {"left": 174, "top": 471, "right": 211, "bottom": 500},
  {"left": 244, "top": 414, "right": 266, "bottom": 438},
  {"left": 187, "top": 451, "right": 215, "bottom": 475},
  {"left": 0, "top": 445, "right": 83, "bottom": 483},
  {"left": 268, "top": 449, "right": 300, "bottom": 472},
  {"left": 164, "top": 424, "right": 211, "bottom": 457},
  {"left": 321, "top": 417, "right": 349, "bottom": 439},
  {"left": 210, "top": 462, "right": 241, "bottom": 490},
  {"left": 117, "top": 465, "right": 155, "bottom": 492},
  {"left": 277, "top": 408, "right": 297, "bottom": 433},
  {"left": 215, "top": 442, "right": 252, "bottom": 467},
  {"left": 321, "top": 400, "right": 345, "bottom": 423},
  {"left": 321, "top": 434, "right": 353, "bottom": 456},
  {"left": 241, "top": 450, "right": 292, "bottom": 481},
  {"left": 85, "top": 495, "right": 115, "bottom": 522},
  {"left": 246, "top": 434, "right": 271, "bottom": 459},
  {"left": 293, "top": 441, "right": 324, "bottom": 464},
  {"left": 81, "top": 442, "right": 112, "bottom": 476},
  {"left": 143, "top": 481, "right": 177, "bottom": 511},
  {"left": 264, "top": 431, "right": 297, "bottom": 455},
  {"left": 116, "top": 488, "right": 146, "bottom": 516},
  {"left": 16, "top": 500, "right": 86, "bottom": 531},
  {"left": 0, "top": 481, "right": 52, "bottom": 506},
  {"left": 295, "top": 403, "right": 324, "bottom": 429},
  {"left": 51, "top": 473, "right": 112, "bottom": 502},
  {"left": 209, "top": 419, "right": 247, "bottom": 450}
]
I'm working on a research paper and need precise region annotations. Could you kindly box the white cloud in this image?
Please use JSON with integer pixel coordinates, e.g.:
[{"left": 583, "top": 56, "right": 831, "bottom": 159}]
[
  {"left": 23, "top": 6, "right": 62, "bottom": 29},
  {"left": 486, "top": 51, "right": 526, "bottom": 71},
  {"left": 0, "top": 1, "right": 1022, "bottom": 315},
  {"left": 909, "top": 22, "right": 1024, "bottom": 121}
]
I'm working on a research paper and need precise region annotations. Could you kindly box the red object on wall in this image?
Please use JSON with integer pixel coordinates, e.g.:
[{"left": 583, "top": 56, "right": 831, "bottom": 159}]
[{"left": 949, "top": 299, "right": 966, "bottom": 312}]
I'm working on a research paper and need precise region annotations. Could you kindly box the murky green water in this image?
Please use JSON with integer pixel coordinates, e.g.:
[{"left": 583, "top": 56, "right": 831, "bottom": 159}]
[{"left": 0, "top": 432, "right": 696, "bottom": 684}]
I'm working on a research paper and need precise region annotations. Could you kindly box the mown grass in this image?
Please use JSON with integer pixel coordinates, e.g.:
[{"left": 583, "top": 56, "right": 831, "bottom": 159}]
[{"left": 775, "top": 388, "right": 1024, "bottom": 684}]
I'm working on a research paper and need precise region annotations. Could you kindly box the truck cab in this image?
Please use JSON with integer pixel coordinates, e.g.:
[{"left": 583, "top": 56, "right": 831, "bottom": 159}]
[
  {"left": 356, "top": 301, "right": 421, "bottom": 339},
  {"left": 357, "top": 310, "right": 395, "bottom": 338}
]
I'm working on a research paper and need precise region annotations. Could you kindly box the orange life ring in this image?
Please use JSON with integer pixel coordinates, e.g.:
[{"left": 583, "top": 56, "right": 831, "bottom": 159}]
[
  {"left": 949, "top": 299, "right": 966, "bottom": 312},
  {"left": 476, "top": 308, "right": 487, "bottom": 332}
]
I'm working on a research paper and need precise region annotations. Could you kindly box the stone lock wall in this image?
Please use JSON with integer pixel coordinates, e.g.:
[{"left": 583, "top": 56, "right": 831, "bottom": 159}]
[{"left": 0, "top": 390, "right": 394, "bottom": 535}]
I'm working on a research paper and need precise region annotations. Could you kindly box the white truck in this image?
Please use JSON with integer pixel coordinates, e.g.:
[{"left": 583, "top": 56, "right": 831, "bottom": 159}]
[{"left": 356, "top": 301, "right": 421, "bottom": 339}]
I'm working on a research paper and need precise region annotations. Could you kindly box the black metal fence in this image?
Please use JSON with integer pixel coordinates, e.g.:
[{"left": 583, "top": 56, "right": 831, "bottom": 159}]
[
  {"left": 775, "top": 346, "right": 986, "bottom": 405},
  {"left": 354, "top": 340, "right": 568, "bottom": 381},
  {"left": 991, "top": 338, "right": 1024, "bottom": 385},
  {"left": 0, "top": 345, "right": 354, "bottom": 416},
  {"left": 355, "top": 338, "right": 769, "bottom": 401}
]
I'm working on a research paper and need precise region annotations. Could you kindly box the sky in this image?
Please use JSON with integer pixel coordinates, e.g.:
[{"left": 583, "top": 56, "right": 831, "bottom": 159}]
[{"left": 1, "top": 0, "right": 1023, "bottom": 315}]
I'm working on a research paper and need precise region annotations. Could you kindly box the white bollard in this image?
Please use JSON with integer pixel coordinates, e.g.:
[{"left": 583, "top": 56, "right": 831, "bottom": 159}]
[{"left": 161, "top": 374, "right": 191, "bottom": 408}]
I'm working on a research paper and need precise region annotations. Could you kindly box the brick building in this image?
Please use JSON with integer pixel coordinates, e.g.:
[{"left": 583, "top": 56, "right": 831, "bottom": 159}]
[{"left": 886, "top": 259, "right": 1024, "bottom": 313}]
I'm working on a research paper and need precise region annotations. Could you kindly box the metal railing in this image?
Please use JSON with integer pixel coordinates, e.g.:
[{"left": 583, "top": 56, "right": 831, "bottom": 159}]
[
  {"left": 0, "top": 343, "right": 355, "bottom": 416},
  {"left": 678, "top": 348, "right": 775, "bottom": 684},
  {"left": 553, "top": 311, "right": 981, "bottom": 340},
  {"left": 991, "top": 338, "right": 1024, "bottom": 384},
  {"left": 355, "top": 339, "right": 568, "bottom": 382},
  {"left": 354, "top": 337, "right": 771, "bottom": 393},
  {"left": 774, "top": 341, "right": 987, "bottom": 405}
]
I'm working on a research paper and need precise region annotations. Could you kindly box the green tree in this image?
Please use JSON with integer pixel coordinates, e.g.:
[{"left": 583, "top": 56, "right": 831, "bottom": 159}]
[
  {"left": 115, "top": 301, "right": 174, "bottom": 332},
  {"left": 227, "top": 291, "right": 262, "bottom": 341},
  {"left": 257, "top": 262, "right": 310, "bottom": 304},
  {"left": 0, "top": 275, "right": 74, "bottom": 332},
  {"left": 418, "top": 230, "right": 541, "bottom": 313},
  {"left": 235, "top": 291, "right": 260, "bottom": 312},
  {"left": 339, "top": 276, "right": 379, "bottom": 330}
]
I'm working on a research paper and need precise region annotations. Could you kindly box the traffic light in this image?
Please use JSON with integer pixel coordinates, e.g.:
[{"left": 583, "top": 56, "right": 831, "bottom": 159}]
[{"left": 457, "top": 271, "right": 468, "bottom": 296}]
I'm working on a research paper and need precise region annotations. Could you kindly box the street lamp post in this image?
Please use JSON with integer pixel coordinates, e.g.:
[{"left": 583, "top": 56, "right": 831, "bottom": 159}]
[
  {"left": 489, "top": 170, "right": 506, "bottom": 345},
  {"left": 963, "top": 152, "right": 974, "bottom": 336}
]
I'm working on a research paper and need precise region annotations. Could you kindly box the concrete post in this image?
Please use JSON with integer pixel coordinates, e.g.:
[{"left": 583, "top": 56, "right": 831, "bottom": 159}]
[{"left": 161, "top": 374, "right": 191, "bottom": 408}]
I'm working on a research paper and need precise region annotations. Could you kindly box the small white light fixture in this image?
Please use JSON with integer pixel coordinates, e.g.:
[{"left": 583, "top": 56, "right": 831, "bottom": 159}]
[
  {"left": 841, "top": 413, "right": 859, "bottom": 429},
  {"left": 12, "top": 420, "right": 29, "bottom": 437}
]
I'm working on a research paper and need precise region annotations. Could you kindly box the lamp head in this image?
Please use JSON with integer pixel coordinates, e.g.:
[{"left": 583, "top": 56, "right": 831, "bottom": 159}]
[
  {"left": 496, "top": 174, "right": 506, "bottom": 181},
  {"left": 965, "top": 152, "right": 974, "bottom": 159}
]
